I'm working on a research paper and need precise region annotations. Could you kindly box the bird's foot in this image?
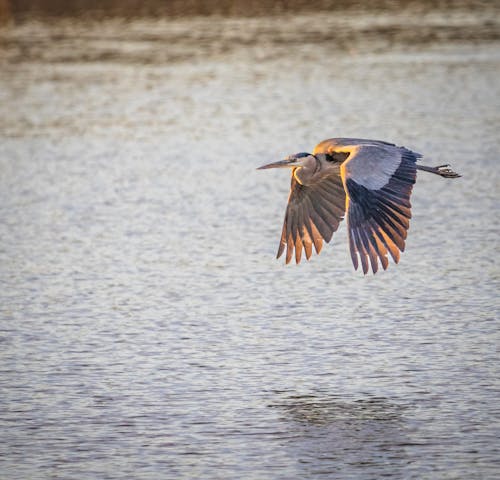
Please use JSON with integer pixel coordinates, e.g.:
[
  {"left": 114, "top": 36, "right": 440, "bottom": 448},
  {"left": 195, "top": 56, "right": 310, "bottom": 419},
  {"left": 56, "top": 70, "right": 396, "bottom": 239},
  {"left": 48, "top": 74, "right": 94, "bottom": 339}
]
[{"left": 435, "top": 164, "right": 461, "bottom": 178}]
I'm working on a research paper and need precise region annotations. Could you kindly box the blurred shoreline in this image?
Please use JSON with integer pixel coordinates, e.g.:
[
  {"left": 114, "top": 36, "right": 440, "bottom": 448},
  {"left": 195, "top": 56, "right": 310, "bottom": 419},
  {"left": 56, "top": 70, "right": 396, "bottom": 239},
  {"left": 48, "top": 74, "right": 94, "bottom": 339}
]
[
  {"left": 1, "top": 5, "right": 499, "bottom": 65},
  {"left": 0, "top": 0, "right": 498, "bottom": 22}
]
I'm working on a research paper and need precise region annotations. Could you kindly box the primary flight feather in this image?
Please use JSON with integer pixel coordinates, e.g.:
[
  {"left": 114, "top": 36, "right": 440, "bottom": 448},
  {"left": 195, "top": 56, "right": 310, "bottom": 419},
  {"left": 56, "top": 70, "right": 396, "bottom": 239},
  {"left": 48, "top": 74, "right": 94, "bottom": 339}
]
[{"left": 257, "top": 138, "right": 460, "bottom": 274}]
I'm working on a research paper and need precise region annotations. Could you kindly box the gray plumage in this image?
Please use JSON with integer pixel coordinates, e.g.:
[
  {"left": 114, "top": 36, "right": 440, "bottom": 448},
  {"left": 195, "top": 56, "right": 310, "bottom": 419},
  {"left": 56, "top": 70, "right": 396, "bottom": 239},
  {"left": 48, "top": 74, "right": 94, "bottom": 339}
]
[{"left": 258, "top": 137, "right": 460, "bottom": 274}]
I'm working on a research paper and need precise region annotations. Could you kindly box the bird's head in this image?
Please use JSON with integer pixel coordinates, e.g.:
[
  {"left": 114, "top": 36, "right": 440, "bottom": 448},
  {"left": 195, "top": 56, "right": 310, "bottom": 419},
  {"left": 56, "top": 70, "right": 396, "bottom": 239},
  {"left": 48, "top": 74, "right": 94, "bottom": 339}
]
[{"left": 257, "top": 152, "right": 313, "bottom": 170}]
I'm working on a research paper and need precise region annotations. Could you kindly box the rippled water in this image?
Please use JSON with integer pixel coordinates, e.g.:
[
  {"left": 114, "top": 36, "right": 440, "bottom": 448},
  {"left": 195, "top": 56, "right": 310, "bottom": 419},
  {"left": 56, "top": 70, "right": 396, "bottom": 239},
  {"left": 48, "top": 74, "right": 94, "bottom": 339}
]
[{"left": 1, "top": 7, "right": 500, "bottom": 479}]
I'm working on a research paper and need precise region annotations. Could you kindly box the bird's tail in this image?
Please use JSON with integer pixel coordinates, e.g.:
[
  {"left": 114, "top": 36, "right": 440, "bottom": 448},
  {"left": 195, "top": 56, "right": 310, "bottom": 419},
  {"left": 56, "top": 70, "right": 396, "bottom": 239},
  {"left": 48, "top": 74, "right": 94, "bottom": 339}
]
[{"left": 416, "top": 164, "right": 461, "bottom": 178}]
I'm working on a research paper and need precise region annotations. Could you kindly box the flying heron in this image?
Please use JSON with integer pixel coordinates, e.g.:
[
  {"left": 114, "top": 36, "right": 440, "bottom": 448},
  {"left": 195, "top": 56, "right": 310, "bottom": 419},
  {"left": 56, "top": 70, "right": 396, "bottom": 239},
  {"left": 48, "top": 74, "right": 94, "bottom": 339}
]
[{"left": 258, "top": 138, "right": 460, "bottom": 274}]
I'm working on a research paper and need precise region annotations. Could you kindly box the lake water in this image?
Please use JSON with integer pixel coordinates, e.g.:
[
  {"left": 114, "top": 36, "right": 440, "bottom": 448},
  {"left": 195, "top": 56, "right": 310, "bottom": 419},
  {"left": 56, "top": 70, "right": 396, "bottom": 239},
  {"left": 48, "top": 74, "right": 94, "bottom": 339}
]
[{"left": 1, "top": 6, "right": 499, "bottom": 479}]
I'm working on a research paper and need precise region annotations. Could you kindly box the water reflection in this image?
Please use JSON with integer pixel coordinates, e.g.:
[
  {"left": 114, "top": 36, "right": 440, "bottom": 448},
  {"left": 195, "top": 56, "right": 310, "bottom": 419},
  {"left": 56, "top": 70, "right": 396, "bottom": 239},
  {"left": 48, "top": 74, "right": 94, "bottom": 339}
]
[{"left": 272, "top": 394, "right": 412, "bottom": 477}]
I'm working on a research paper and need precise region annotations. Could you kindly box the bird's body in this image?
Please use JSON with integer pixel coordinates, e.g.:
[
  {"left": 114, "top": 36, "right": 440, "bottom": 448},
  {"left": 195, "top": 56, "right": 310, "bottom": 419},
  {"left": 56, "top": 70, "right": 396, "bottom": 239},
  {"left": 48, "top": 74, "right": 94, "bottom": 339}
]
[{"left": 258, "top": 138, "right": 460, "bottom": 274}]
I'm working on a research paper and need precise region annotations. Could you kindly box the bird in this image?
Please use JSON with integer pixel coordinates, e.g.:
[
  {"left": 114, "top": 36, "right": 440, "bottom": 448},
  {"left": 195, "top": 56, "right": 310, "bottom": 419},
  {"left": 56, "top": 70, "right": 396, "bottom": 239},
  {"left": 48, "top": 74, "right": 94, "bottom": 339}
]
[{"left": 257, "top": 137, "right": 460, "bottom": 274}]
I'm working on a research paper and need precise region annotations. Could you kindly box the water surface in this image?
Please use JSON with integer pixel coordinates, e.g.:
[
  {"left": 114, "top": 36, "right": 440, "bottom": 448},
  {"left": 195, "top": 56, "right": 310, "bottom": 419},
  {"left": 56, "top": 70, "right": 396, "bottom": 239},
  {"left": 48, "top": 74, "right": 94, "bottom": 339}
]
[{"left": 1, "top": 7, "right": 499, "bottom": 479}]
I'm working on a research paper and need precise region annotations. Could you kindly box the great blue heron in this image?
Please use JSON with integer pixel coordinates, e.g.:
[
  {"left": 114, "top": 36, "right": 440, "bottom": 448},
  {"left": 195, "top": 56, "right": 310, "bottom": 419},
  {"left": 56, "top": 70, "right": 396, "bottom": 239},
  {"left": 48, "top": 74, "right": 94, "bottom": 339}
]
[{"left": 258, "top": 138, "right": 460, "bottom": 274}]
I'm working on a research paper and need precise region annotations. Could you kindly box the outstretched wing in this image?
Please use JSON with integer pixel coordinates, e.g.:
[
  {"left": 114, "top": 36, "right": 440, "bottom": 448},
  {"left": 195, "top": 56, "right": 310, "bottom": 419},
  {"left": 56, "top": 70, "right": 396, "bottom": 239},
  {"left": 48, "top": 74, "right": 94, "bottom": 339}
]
[
  {"left": 341, "top": 144, "right": 419, "bottom": 274},
  {"left": 278, "top": 166, "right": 346, "bottom": 264}
]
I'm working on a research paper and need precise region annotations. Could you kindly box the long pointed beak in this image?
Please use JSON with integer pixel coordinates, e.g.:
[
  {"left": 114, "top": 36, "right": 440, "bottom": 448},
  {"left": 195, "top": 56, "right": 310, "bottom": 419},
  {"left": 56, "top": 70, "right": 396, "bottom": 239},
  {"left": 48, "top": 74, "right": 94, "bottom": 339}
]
[{"left": 257, "top": 159, "right": 299, "bottom": 170}]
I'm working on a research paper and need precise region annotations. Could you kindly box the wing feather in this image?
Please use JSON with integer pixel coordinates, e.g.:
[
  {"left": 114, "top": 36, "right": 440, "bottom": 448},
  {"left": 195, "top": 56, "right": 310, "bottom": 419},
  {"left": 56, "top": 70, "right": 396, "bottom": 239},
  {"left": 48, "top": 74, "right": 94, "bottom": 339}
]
[
  {"left": 378, "top": 227, "right": 401, "bottom": 264},
  {"left": 301, "top": 204, "right": 320, "bottom": 255},
  {"left": 297, "top": 201, "right": 313, "bottom": 262},
  {"left": 354, "top": 227, "right": 370, "bottom": 274},
  {"left": 368, "top": 224, "right": 389, "bottom": 270},
  {"left": 310, "top": 200, "right": 338, "bottom": 240},
  {"left": 309, "top": 220, "right": 324, "bottom": 254},
  {"left": 277, "top": 169, "right": 346, "bottom": 264},
  {"left": 295, "top": 232, "right": 303, "bottom": 264},
  {"left": 348, "top": 221, "right": 359, "bottom": 270},
  {"left": 285, "top": 231, "right": 293, "bottom": 264},
  {"left": 342, "top": 144, "right": 418, "bottom": 273}
]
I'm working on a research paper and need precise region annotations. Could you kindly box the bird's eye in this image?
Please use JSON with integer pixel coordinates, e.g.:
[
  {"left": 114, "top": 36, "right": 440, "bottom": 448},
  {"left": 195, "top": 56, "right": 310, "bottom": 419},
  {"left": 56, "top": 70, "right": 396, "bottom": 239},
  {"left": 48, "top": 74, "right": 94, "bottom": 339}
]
[{"left": 327, "top": 152, "right": 350, "bottom": 163}]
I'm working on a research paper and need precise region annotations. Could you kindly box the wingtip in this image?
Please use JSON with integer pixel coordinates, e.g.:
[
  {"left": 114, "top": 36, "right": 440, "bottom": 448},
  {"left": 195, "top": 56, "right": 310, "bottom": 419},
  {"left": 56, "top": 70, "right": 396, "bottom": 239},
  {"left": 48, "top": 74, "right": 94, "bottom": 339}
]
[{"left": 276, "top": 241, "right": 285, "bottom": 260}]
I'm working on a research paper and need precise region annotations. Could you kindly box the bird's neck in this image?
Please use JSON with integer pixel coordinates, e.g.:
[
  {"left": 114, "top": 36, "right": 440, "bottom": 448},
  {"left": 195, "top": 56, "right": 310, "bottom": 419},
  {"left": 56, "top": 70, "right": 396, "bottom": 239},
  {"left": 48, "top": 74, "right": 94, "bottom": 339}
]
[{"left": 293, "top": 156, "right": 321, "bottom": 185}]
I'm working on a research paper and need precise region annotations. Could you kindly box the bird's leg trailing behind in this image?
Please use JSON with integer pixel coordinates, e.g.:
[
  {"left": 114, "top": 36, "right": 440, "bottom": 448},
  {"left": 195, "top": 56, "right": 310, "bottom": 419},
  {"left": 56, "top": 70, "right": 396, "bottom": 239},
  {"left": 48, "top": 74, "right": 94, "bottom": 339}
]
[{"left": 416, "top": 164, "right": 461, "bottom": 178}]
